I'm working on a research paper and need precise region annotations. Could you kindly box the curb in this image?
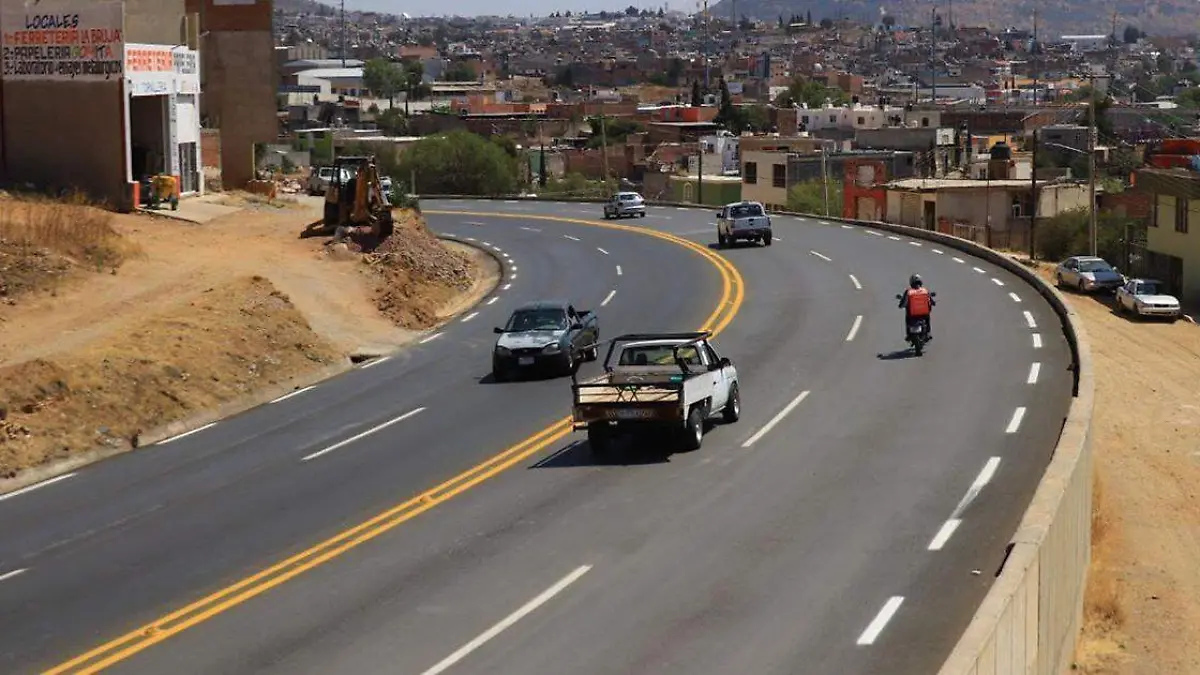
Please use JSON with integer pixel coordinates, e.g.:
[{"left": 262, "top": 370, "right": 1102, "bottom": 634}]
[
  {"left": 422, "top": 194, "right": 1095, "bottom": 674},
  {"left": 0, "top": 235, "right": 503, "bottom": 499}
]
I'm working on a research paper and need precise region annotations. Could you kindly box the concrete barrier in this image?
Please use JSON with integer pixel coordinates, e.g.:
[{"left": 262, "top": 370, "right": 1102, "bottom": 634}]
[{"left": 423, "top": 194, "right": 1095, "bottom": 675}]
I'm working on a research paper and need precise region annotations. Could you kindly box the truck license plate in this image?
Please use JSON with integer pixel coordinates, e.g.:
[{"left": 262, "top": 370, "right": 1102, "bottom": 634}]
[
  {"left": 518, "top": 357, "right": 535, "bottom": 366},
  {"left": 611, "top": 409, "right": 653, "bottom": 419}
]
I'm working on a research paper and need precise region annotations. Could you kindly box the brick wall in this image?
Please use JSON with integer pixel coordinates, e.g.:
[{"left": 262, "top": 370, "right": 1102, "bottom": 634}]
[{"left": 200, "top": 129, "right": 221, "bottom": 169}]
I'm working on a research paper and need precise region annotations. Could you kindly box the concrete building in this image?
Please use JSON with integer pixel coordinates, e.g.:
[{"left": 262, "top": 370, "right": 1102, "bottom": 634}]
[
  {"left": 185, "top": 0, "right": 276, "bottom": 190},
  {"left": 1135, "top": 168, "right": 1200, "bottom": 305},
  {"left": 741, "top": 148, "right": 916, "bottom": 211},
  {"left": 0, "top": 0, "right": 202, "bottom": 207}
]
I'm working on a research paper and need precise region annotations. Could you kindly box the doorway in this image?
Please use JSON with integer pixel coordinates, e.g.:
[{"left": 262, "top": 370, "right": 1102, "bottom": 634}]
[
  {"left": 179, "top": 143, "right": 199, "bottom": 193},
  {"left": 129, "top": 95, "right": 168, "bottom": 182}
]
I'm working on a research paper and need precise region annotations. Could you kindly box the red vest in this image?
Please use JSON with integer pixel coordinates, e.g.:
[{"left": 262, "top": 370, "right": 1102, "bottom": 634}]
[{"left": 907, "top": 287, "right": 932, "bottom": 317}]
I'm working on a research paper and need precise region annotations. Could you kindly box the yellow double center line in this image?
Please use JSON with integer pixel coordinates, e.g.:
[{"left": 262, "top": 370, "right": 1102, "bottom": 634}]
[{"left": 45, "top": 210, "right": 745, "bottom": 674}]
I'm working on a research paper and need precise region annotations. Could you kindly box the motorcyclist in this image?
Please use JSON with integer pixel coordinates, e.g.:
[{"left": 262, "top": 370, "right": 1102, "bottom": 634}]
[{"left": 898, "top": 274, "right": 935, "bottom": 340}]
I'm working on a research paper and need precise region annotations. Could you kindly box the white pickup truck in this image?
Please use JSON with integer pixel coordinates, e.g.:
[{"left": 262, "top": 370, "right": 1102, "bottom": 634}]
[{"left": 571, "top": 332, "right": 741, "bottom": 455}]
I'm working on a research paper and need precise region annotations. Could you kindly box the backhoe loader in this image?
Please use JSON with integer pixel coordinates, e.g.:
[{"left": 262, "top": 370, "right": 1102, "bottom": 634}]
[{"left": 321, "top": 155, "right": 394, "bottom": 242}]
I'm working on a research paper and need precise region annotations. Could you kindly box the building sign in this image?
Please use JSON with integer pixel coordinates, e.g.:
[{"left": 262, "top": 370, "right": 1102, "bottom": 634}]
[
  {"left": 125, "top": 43, "right": 200, "bottom": 96},
  {"left": 0, "top": 0, "right": 124, "bottom": 81}
]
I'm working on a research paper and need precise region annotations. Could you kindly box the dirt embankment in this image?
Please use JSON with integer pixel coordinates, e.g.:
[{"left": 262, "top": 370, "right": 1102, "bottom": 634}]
[
  {"left": 0, "top": 196, "right": 495, "bottom": 483},
  {"left": 1039, "top": 270, "right": 1200, "bottom": 675}
]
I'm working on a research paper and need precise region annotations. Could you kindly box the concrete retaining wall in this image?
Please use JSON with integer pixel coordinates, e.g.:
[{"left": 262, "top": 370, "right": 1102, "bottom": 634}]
[{"left": 421, "top": 194, "right": 1095, "bottom": 675}]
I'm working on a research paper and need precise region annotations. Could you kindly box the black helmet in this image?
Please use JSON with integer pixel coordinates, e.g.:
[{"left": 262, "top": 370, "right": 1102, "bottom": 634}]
[{"left": 909, "top": 274, "right": 923, "bottom": 288}]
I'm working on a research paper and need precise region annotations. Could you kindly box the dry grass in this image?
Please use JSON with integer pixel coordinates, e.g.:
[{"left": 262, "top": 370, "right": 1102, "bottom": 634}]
[
  {"left": 0, "top": 195, "right": 133, "bottom": 274},
  {"left": 1074, "top": 472, "right": 1129, "bottom": 673}
]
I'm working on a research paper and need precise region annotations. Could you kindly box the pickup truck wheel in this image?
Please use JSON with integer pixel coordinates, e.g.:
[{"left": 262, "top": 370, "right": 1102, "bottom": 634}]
[
  {"left": 763, "top": 234, "right": 773, "bottom": 246},
  {"left": 585, "top": 346, "right": 599, "bottom": 361},
  {"left": 588, "top": 424, "right": 613, "bottom": 457},
  {"left": 722, "top": 384, "right": 741, "bottom": 423},
  {"left": 562, "top": 350, "right": 577, "bottom": 376},
  {"left": 638, "top": 212, "right": 646, "bottom": 218},
  {"left": 680, "top": 407, "right": 704, "bottom": 452}
]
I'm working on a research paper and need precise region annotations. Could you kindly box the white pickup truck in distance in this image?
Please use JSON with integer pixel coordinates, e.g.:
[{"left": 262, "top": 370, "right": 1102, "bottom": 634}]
[{"left": 571, "top": 332, "right": 741, "bottom": 455}]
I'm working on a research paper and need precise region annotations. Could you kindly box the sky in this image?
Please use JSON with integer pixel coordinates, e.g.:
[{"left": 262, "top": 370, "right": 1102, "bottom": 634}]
[{"left": 336, "top": 0, "right": 697, "bottom": 18}]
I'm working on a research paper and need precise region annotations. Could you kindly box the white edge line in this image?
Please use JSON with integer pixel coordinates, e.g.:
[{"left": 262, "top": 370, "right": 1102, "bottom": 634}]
[
  {"left": 1027, "top": 362, "right": 1041, "bottom": 384},
  {"left": 810, "top": 250, "right": 831, "bottom": 261},
  {"left": 615, "top": 265, "right": 623, "bottom": 276},
  {"left": 596, "top": 247, "right": 609, "bottom": 255},
  {"left": 487, "top": 297, "right": 498, "bottom": 305},
  {"left": 270, "top": 385, "right": 315, "bottom": 404},
  {"left": 420, "top": 332, "right": 444, "bottom": 344},
  {"left": 868, "top": 230, "right": 884, "bottom": 236},
  {"left": 601, "top": 290, "right": 616, "bottom": 306},
  {"left": 564, "top": 235, "right": 580, "bottom": 241},
  {"left": 841, "top": 224, "right": 853, "bottom": 229},
  {"left": 888, "top": 235, "right": 901, "bottom": 241},
  {"left": 0, "top": 473, "right": 77, "bottom": 502},
  {"left": 1005, "top": 406, "right": 1027, "bottom": 434},
  {"left": 302, "top": 408, "right": 426, "bottom": 462},
  {"left": 1023, "top": 310, "right": 1037, "bottom": 328},
  {"left": 158, "top": 422, "right": 217, "bottom": 444},
  {"left": 932, "top": 248, "right": 944, "bottom": 254},
  {"left": 359, "top": 356, "right": 392, "bottom": 370},
  {"left": 741, "top": 390, "right": 811, "bottom": 447},
  {"left": 0, "top": 568, "right": 27, "bottom": 582},
  {"left": 419, "top": 565, "right": 593, "bottom": 675},
  {"left": 845, "top": 315, "right": 863, "bottom": 342},
  {"left": 953, "top": 257, "right": 965, "bottom": 263},
  {"left": 857, "top": 596, "right": 904, "bottom": 645},
  {"left": 1009, "top": 292, "right": 1022, "bottom": 302},
  {"left": 909, "top": 241, "right": 922, "bottom": 247},
  {"left": 991, "top": 278, "right": 1005, "bottom": 286},
  {"left": 502, "top": 284, "right": 512, "bottom": 291},
  {"left": 1032, "top": 333, "right": 1043, "bottom": 349},
  {"left": 927, "top": 519, "right": 962, "bottom": 551},
  {"left": 461, "top": 312, "right": 480, "bottom": 322},
  {"left": 849, "top": 274, "right": 862, "bottom": 290},
  {"left": 973, "top": 267, "right": 986, "bottom": 274},
  {"left": 950, "top": 456, "right": 1002, "bottom": 519}
]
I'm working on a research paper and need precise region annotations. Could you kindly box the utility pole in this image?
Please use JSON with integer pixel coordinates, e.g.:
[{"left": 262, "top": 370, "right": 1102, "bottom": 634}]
[
  {"left": 821, "top": 147, "right": 830, "bottom": 216},
  {"left": 538, "top": 118, "right": 547, "bottom": 188},
  {"left": 697, "top": 142, "right": 703, "bottom": 205},
  {"left": 600, "top": 113, "right": 610, "bottom": 188},
  {"left": 1088, "top": 73, "right": 1098, "bottom": 256},
  {"left": 930, "top": 7, "right": 937, "bottom": 104},
  {"left": 1029, "top": 128, "right": 1038, "bottom": 258},
  {"left": 703, "top": 0, "right": 711, "bottom": 91},
  {"left": 1031, "top": 5, "right": 1038, "bottom": 106},
  {"left": 340, "top": 0, "right": 347, "bottom": 67}
]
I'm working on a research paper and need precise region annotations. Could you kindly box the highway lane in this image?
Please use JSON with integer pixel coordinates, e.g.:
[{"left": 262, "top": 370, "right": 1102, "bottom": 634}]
[
  {"left": 0, "top": 213, "right": 730, "bottom": 673},
  {"left": 60, "top": 202, "right": 1074, "bottom": 675}
]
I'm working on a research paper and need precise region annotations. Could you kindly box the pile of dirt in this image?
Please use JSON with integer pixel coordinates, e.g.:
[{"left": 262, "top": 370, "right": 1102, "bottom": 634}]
[
  {"left": 359, "top": 210, "right": 478, "bottom": 329},
  {"left": 0, "top": 276, "right": 342, "bottom": 478},
  {"left": 0, "top": 240, "right": 73, "bottom": 298}
]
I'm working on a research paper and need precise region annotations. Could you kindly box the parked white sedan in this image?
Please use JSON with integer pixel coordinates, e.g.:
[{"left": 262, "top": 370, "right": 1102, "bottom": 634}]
[{"left": 1115, "top": 278, "right": 1182, "bottom": 321}]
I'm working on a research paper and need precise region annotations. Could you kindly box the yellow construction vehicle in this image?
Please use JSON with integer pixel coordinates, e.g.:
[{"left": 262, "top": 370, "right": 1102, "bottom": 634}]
[{"left": 321, "top": 155, "right": 394, "bottom": 240}]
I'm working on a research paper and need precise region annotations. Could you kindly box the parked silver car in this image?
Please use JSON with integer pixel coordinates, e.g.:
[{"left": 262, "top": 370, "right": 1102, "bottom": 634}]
[
  {"left": 1115, "top": 278, "right": 1182, "bottom": 321},
  {"left": 1054, "top": 255, "right": 1125, "bottom": 293}
]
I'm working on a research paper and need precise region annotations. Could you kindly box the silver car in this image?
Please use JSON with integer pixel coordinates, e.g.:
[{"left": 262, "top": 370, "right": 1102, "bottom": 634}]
[
  {"left": 1115, "top": 278, "right": 1182, "bottom": 321},
  {"left": 603, "top": 192, "right": 646, "bottom": 219},
  {"left": 1054, "top": 256, "right": 1125, "bottom": 293}
]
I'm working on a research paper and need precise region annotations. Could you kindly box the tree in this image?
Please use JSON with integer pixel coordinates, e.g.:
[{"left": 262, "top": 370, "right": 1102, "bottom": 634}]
[
  {"left": 1177, "top": 86, "right": 1200, "bottom": 108},
  {"left": 444, "top": 61, "right": 477, "bottom": 82},
  {"left": 691, "top": 80, "right": 702, "bottom": 106},
  {"left": 774, "top": 77, "right": 849, "bottom": 108},
  {"left": 805, "top": 10, "right": 812, "bottom": 24},
  {"left": 363, "top": 58, "right": 405, "bottom": 105},
  {"left": 882, "top": 15, "right": 895, "bottom": 28},
  {"left": 625, "top": 5, "right": 637, "bottom": 15},
  {"left": 1036, "top": 207, "right": 1137, "bottom": 263},
  {"left": 395, "top": 130, "right": 520, "bottom": 195},
  {"left": 819, "top": 18, "right": 833, "bottom": 29},
  {"left": 787, "top": 179, "right": 842, "bottom": 216},
  {"left": 1123, "top": 25, "right": 1140, "bottom": 44},
  {"left": 586, "top": 116, "right": 642, "bottom": 148},
  {"left": 666, "top": 57, "right": 684, "bottom": 86}
]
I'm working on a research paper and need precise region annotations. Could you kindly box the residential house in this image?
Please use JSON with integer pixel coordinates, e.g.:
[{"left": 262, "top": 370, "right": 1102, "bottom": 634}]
[{"left": 1135, "top": 167, "right": 1200, "bottom": 305}]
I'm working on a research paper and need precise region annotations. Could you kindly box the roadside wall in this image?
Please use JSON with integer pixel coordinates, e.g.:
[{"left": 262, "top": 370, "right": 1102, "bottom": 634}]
[{"left": 418, "top": 194, "right": 1095, "bottom": 675}]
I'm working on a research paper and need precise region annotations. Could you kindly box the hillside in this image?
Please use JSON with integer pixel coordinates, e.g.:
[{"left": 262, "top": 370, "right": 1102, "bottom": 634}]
[
  {"left": 712, "top": 0, "right": 1198, "bottom": 37},
  {"left": 275, "top": 0, "right": 337, "bottom": 14}
]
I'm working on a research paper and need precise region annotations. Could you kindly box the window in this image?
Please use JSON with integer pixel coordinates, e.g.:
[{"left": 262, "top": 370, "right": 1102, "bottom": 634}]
[
  {"left": 829, "top": 115, "right": 836, "bottom": 123},
  {"left": 921, "top": 117, "right": 930, "bottom": 127},
  {"left": 772, "top": 163, "right": 786, "bottom": 188},
  {"left": 1176, "top": 196, "right": 1189, "bottom": 233},
  {"left": 743, "top": 162, "right": 757, "bottom": 184},
  {"left": 857, "top": 116, "right": 865, "bottom": 125}
]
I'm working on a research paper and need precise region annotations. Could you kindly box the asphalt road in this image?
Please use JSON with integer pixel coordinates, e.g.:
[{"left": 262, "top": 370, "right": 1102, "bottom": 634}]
[{"left": 0, "top": 200, "right": 1073, "bottom": 675}]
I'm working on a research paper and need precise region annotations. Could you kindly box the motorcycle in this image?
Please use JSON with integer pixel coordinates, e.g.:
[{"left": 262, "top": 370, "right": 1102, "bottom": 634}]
[{"left": 895, "top": 292, "right": 936, "bottom": 356}]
